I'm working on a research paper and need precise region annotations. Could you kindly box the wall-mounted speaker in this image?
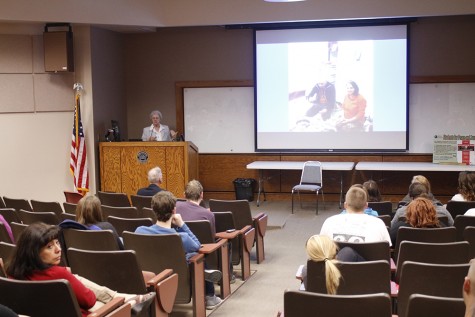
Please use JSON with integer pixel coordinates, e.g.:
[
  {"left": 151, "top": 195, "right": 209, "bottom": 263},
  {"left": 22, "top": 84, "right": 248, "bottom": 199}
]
[{"left": 43, "top": 24, "right": 74, "bottom": 72}]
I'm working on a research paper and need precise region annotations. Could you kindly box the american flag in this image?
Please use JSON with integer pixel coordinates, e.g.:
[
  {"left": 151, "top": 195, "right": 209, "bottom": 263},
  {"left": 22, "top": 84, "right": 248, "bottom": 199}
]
[{"left": 70, "top": 93, "right": 89, "bottom": 193}]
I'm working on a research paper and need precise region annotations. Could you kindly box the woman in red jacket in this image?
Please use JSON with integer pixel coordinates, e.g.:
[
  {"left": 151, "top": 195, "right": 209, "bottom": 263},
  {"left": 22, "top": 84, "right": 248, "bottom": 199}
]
[{"left": 5, "top": 222, "right": 153, "bottom": 316}]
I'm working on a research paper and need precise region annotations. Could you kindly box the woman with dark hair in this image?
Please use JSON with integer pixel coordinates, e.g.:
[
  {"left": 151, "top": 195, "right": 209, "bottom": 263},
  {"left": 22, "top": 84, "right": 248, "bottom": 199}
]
[
  {"left": 389, "top": 197, "right": 443, "bottom": 245},
  {"left": 363, "top": 180, "right": 381, "bottom": 202},
  {"left": 336, "top": 80, "right": 367, "bottom": 131},
  {"left": 5, "top": 222, "right": 154, "bottom": 317}
]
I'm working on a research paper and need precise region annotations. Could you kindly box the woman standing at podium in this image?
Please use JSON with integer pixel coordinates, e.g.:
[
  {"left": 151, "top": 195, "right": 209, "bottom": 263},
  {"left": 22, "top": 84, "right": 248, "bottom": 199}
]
[{"left": 141, "top": 110, "right": 177, "bottom": 141}]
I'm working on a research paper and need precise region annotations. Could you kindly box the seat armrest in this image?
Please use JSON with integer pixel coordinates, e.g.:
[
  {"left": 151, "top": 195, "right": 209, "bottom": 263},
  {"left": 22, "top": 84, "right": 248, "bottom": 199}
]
[
  {"left": 199, "top": 239, "right": 227, "bottom": 254},
  {"left": 215, "top": 230, "right": 240, "bottom": 240},
  {"left": 253, "top": 213, "right": 268, "bottom": 237},
  {"left": 239, "top": 225, "right": 253, "bottom": 235},
  {"left": 88, "top": 297, "right": 129, "bottom": 317},
  {"left": 145, "top": 269, "right": 174, "bottom": 286}
]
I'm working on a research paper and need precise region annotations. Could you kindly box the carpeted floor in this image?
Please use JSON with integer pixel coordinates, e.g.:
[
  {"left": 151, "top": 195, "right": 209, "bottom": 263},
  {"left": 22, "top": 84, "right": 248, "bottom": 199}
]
[{"left": 169, "top": 200, "right": 341, "bottom": 317}]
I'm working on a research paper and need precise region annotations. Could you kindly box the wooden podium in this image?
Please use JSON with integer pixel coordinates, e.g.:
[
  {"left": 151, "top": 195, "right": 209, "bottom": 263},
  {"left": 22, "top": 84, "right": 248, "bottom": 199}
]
[{"left": 99, "top": 141, "right": 199, "bottom": 199}]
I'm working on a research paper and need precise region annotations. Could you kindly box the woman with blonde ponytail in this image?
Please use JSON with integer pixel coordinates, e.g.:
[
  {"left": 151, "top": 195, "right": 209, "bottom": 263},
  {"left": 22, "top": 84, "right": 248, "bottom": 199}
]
[
  {"left": 300, "top": 235, "right": 365, "bottom": 293},
  {"left": 302, "top": 235, "right": 341, "bottom": 294}
]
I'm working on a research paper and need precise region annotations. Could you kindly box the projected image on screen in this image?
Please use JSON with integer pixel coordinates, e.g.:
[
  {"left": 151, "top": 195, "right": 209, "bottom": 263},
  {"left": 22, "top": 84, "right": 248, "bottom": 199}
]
[{"left": 255, "top": 24, "right": 408, "bottom": 152}]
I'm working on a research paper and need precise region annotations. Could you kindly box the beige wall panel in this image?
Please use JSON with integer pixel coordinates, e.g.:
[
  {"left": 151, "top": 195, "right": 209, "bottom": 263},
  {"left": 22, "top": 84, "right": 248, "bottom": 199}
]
[
  {"left": 0, "top": 74, "right": 34, "bottom": 112},
  {"left": 32, "top": 34, "right": 46, "bottom": 74},
  {"left": 0, "top": 34, "right": 32, "bottom": 73},
  {"left": 34, "top": 73, "right": 75, "bottom": 111}
]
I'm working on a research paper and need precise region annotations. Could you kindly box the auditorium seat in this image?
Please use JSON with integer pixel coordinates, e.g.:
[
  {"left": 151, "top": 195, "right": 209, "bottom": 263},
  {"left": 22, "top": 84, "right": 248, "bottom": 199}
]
[
  {"left": 0, "top": 276, "right": 131, "bottom": 317},
  {"left": 123, "top": 232, "right": 207, "bottom": 317},
  {"left": 396, "top": 261, "right": 469, "bottom": 317},
  {"left": 405, "top": 294, "right": 465, "bottom": 317},
  {"left": 446, "top": 200, "right": 475, "bottom": 219},
  {"left": 282, "top": 291, "right": 392, "bottom": 317},
  {"left": 30, "top": 199, "right": 64, "bottom": 217},
  {"left": 0, "top": 222, "right": 13, "bottom": 244},
  {"left": 2, "top": 197, "right": 32, "bottom": 212},
  {"left": 101, "top": 205, "right": 139, "bottom": 219},
  {"left": 107, "top": 216, "right": 153, "bottom": 237},
  {"left": 368, "top": 201, "right": 393, "bottom": 217},
  {"left": 0, "top": 208, "right": 20, "bottom": 225},
  {"left": 17, "top": 209, "right": 60, "bottom": 225},
  {"left": 130, "top": 195, "right": 152, "bottom": 213},
  {"left": 394, "top": 240, "right": 470, "bottom": 283},
  {"left": 306, "top": 259, "right": 391, "bottom": 295},
  {"left": 9, "top": 222, "right": 27, "bottom": 242},
  {"left": 213, "top": 211, "right": 255, "bottom": 281},
  {"left": 98, "top": 191, "right": 131, "bottom": 207},
  {"left": 454, "top": 214, "right": 475, "bottom": 241},
  {"left": 393, "top": 227, "right": 456, "bottom": 262},
  {"left": 67, "top": 248, "right": 179, "bottom": 317},
  {"left": 209, "top": 199, "right": 267, "bottom": 263}
]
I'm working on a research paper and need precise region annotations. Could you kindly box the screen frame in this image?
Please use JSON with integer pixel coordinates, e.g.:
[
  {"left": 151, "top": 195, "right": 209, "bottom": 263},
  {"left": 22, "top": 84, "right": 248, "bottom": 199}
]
[{"left": 252, "top": 18, "right": 412, "bottom": 153}]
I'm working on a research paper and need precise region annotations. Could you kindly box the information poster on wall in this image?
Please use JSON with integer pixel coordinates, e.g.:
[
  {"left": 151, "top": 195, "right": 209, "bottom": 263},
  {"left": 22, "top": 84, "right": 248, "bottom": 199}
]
[{"left": 433, "top": 135, "right": 475, "bottom": 165}]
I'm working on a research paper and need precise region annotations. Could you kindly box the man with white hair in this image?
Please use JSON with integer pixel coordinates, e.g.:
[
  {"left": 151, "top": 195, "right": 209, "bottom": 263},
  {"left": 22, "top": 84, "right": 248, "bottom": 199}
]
[{"left": 137, "top": 166, "right": 164, "bottom": 196}]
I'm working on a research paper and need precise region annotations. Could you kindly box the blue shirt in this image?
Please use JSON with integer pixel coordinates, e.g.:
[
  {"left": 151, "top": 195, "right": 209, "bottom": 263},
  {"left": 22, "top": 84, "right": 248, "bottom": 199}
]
[
  {"left": 340, "top": 207, "right": 379, "bottom": 217},
  {"left": 135, "top": 223, "right": 200, "bottom": 261}
]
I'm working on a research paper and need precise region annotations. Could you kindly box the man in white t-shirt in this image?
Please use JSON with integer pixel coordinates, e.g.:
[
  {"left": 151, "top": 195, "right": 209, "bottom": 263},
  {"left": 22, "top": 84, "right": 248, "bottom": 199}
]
[{"left": 320, "top": 186, "right": 391, "bottom": 246}]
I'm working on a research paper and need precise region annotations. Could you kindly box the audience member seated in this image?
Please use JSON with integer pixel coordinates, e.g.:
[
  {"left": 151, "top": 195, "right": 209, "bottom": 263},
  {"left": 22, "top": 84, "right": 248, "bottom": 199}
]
[
  {"left": 464, "top": 259, "right": 475, "bottom": 316},
  {"left": 364, "top": 180, "right": 382, "bottom": 202},
  {"left": 389, "top": 197, "right": 444, "bottom": 246},
  {"left": 134, "top": 191, "right": 223, "bottom": 309},
  {"left": 298, "top": 235, "right": 365, "bottom": 291},
  {"left": 321, "top": 186, "right": 391, "bottom": 245},
  {"left": 177, "top": 179, "right": 235, "bottom": 283},
  {"left": 341, "top": 184, "right": 378, "bottom": 216},
  {"left": 177, "top": 180, "right": 216, "bottom": 238},
  {"left": 392, "top": 182, "right": 453, "bottom": 227},
  {"left": 136, "top": 166, "right": 164, "bottom": 196},
  {"left": 400, "top": 175, "right": 442, "bottom": 205},
  {"left": 452, "top": 171, "right": 475, "bottom": 202},
  {"left": 0, "top": 214, "right": 14, "bottom": 243},
  {"left": 73, "top": 195, "right": 124, "bottom": 249},
  {"left": 5, "top": 222, "right": 155, "bottom": 317}
]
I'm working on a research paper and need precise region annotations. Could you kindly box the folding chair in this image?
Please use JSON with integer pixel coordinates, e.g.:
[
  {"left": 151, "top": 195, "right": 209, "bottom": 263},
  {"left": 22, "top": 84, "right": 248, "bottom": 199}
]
[{"left": 291, "top": 161, "right": 324, "bottom": 214}]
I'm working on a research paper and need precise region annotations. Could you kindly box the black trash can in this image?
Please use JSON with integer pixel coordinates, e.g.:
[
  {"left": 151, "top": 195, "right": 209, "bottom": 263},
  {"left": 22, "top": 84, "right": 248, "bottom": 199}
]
[{"left": 233, "top": 178, "right": 256, "bottom": 201}]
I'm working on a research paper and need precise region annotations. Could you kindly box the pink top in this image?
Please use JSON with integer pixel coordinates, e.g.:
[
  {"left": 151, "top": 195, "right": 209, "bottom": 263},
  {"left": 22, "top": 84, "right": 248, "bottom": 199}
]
[{"left": 0, "top": 215, "right": 14, "bottom": 243}]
